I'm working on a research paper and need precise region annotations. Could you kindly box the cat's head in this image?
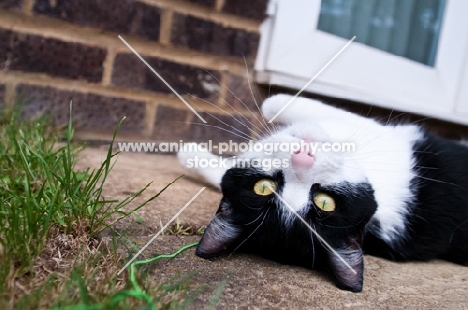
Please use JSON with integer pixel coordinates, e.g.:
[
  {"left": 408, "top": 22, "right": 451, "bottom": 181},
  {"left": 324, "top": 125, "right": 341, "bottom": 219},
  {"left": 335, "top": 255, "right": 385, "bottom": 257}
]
[{"left": 196, "top": 123, "right": 378, "bottom": 292}]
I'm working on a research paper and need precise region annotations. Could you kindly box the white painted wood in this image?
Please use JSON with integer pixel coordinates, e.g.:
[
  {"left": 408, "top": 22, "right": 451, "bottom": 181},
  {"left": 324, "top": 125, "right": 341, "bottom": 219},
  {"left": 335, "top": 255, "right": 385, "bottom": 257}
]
[
  {"left": 255, "top": 0, "right": 468, "bottom": 125},
  {"left": 455, "top": 51, "right": 468, "bottom": 115},
  {"left": 254, "top": 17, "right": 275, "bottom": 73}
]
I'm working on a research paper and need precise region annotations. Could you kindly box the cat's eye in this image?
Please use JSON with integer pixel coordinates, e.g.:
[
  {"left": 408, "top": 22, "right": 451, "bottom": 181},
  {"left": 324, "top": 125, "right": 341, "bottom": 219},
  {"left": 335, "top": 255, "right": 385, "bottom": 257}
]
[
  {"left": 253, "top": 179, "right": 277, "bottom": 196},
  {"left": 313, "top": 193, "right": 336, "bottom": 212}
]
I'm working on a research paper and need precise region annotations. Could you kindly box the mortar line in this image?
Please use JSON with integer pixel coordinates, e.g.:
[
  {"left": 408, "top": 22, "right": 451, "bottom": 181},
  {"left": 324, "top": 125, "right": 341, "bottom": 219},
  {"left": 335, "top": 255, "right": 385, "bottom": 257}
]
[
  {"left": 140, "top": 0, "right": 260, "bottom": 32},
  {"left": 102, "top": 46, "right": 117, "bottom": 86},
  {"left": 4, "top": 82, "right": 17, "bottom": 108},
  {"left": 118, "top": 35, "right": 207, "bottom": 123},
  {"left": 0, "top": 70, "right": 252, "bottom": 116},
  {"left": 145, "top": 100, "right": 158, "bottom": 137},
  {"left": 22, "top": 0, "right": 34, "bottom": 15},
  {"left": 215, "top": 0, "right": 226, "bottom": 12},
  {"left": 159, "top": 8, "right": 174, "bottom": 45}
]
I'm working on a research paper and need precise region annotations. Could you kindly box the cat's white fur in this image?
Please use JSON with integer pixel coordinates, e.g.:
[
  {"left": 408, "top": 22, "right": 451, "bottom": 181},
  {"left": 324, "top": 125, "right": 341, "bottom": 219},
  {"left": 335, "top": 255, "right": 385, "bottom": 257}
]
[{"left": 178, "top": 95, "right": 423, "bottom": 244}]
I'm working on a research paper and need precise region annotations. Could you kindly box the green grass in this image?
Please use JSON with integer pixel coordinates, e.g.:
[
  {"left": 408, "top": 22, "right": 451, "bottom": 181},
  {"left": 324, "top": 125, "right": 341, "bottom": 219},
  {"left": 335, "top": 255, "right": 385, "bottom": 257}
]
[
  {"left": 0, "top": 103, "right": 222, "bottom": 309},
  {"left": 0, "top": 103, "right": 160, "bottom": 281}
]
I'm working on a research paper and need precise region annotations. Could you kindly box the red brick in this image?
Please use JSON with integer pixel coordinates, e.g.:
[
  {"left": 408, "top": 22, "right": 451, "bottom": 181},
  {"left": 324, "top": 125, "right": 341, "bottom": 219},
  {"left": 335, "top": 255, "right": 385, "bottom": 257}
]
[
  {"left": 153, "top": 104, "right": 253, "bottom": 143},
  {"left": 0, "top": 29, "right": 106, "bottom": 83},
  {"left": 222, "top": 0, "right": 268, "bottom": 21},
  {"left": 0, "top": 29, "right": 12, "bottom": 69},
  {"left": 224, "top": 74, "right": 265, "bottom": 112},
  {"left": 171, "top": 14, "right": 260, "bottom": 59},
  {"left": 16, "top": 84, "right": 146, "bottom": 134},
  {"left": 196, "top": 110, "right": 255, "bottom": 143},
  {"left": 188, "top": 0, "right": 215, "bottom": 7},
  {"left": 0, "top": 84, "right": 5, "bottom": 104},
  {"left": 33, "top": 0, "right": 161, "bottom": 41},
  {"left": 152, "top": 105, "right": 193, "bottom": 141},
  {"left": 0, "top": 0, "right": 23, "bottom": 10},
  {"left": 112, "top": 53, "right": 220, "bottom": 101}
]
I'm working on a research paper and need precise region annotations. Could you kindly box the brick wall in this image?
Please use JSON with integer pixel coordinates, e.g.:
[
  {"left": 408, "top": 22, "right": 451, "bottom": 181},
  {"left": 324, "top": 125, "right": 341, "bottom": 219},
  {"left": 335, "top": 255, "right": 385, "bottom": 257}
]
[{"left": 0, "top": 0, "right": 268, "bottom": 142}]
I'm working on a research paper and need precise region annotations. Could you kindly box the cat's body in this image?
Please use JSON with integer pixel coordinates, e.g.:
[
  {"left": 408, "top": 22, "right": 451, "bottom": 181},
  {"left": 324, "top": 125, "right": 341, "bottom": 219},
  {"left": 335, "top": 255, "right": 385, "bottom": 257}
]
[{"left": 177, "top": 94, "right": 468, "bottom": 292}]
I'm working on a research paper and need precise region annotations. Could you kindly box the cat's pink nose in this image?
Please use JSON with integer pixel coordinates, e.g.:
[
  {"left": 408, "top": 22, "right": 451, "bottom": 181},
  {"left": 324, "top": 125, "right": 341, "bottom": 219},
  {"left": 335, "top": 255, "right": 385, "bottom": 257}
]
[{"left": 291, "top": 147, "right": 315, "bottom": 168}]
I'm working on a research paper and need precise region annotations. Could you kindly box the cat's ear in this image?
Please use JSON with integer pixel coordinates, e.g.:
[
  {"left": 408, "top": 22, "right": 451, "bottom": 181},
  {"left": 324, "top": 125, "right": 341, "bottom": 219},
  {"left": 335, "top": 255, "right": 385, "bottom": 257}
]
[
  {"left": 327, "top": 234, "right": 364, "bottom": 292},
  {"left": 196, "top": 202, "right": 241, "bottom": 258}
]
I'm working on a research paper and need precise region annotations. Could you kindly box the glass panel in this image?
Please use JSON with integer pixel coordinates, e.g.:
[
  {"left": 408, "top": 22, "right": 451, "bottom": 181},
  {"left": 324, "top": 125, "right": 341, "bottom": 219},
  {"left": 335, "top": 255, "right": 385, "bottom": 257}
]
[{"left": 317, "top": 0, "right": 447, "bottom": 66}]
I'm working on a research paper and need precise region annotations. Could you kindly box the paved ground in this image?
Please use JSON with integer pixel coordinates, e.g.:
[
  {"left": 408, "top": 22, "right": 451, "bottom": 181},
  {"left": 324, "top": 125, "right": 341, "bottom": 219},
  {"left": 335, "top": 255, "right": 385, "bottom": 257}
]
[{"left": 77, "top": 147, "right": 468, "bottom": 309}]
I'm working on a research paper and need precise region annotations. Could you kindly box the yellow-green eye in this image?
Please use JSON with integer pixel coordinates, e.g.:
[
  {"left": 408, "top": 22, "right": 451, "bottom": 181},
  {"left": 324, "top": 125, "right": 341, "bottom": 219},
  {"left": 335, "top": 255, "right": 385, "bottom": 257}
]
[
  {"left": 313, "top": 193, "right": 336, "bottom": 212},
  {"left": 253, "top": 179, "right": 277, "bottom": 196}
]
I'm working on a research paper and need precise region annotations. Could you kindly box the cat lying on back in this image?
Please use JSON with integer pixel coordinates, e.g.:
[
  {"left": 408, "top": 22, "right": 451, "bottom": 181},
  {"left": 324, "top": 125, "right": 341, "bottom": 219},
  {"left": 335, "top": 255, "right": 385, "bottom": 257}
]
[{"left": 177, "top": 94, "right": 468, "bottom": 292}]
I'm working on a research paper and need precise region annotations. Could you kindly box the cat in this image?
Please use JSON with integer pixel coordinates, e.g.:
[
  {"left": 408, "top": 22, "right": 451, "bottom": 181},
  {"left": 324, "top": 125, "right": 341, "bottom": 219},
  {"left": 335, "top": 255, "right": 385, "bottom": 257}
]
[{"left": 177, "top": 94, "right": 468, "bottom": 292}]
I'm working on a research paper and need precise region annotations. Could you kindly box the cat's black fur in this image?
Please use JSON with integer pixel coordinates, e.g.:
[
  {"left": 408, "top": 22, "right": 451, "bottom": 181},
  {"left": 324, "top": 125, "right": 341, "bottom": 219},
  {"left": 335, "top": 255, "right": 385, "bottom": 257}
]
[
  {"left": 364, "top": 133, "right": 468, "bottom": 264},
  {"left": 177, "top": 94, "right": 468, "bottom": 292},
  {"left": 196, "top": 132, "right": 468, "bottom": 292}
]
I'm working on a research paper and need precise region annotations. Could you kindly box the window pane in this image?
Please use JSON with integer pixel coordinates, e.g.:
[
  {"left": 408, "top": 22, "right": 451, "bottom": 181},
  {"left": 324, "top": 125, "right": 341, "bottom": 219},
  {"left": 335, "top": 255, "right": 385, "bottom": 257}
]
[{"left": 317, "top": 0, "right": 447, "bottom": 66}]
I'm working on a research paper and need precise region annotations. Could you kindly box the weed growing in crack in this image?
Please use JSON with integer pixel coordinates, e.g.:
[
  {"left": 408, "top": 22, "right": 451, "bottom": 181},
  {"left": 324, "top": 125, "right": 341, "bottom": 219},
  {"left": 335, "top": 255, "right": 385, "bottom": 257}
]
[{"left": 161, "top": 218, "right": 206, "bottom": 236}]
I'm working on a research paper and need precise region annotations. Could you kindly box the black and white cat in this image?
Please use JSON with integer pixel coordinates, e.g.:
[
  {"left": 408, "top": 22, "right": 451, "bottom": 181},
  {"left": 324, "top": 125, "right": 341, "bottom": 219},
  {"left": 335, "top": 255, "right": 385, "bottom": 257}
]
[{"left": 177, "top": 94, "right": 468, "bottom": 292}]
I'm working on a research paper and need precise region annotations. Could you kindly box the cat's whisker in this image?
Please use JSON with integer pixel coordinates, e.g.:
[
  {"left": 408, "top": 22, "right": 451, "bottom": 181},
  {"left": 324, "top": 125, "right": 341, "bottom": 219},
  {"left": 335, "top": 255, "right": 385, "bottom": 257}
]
[
  {"left": 317, "top": 213, "right": 372, "bottom": 228},
  {"left": 381, "top": 111, "right": 435, "bottom": 126},
  {"left": 188, "top": 98, "right": 244, "bottom": 127},
  {"left": 327, "top": 104, "right": 384, "bottom": 145},
  {"left": 371, "top": 109, "right": 404, "bottom": 125},
  {"left": 187, "top": 92, "right": 267, "bottom": 141},
  {"left": 203, "top": 70, "right": 270, "bottom": 138},
  {"left": 414, "top": 175, "right": 463, "bottom": 189},
  {"left": 228, "top": 209, "right": 270, "bottom": 258},
  {"left": 241, "top": 210, "right": 268, "bottom": 226},
  {"left": 412, "top": 150, "right": 443, "bottom": 155},
  {"left": 414, "top": 166, "right": 440, "bottom": 170},
  {"left": 383, "top": 109, "right": 395, "bottom": 126},
  {"left": 365, "top": 105, "right": 374, "bottom": 118},
  {"left": 171, "top": 121, "right": 252, "bottom": 142},
  {"left": 240, "top": 200, "right": 266, "bottom": 211},
  {"left": 310, "top": 222, "right": 317, "bottom": 269},
  {"left": 339, "top": 110, "right": 415, "bottom": 150},
  {"left": 189, "top": 94, "right": 248, "bottom": 128},
  {"left": 188, "top": 95, "right": 262, "bottom": 141},
  {"left": 386, "top": 112, "right": 409, "bottom": 125},
  {"left": 350, "top": 138, "right": 420, "bottom": 154},
  {"left": 448, "top": 217, "right": 468, "bottom": 244},
  {"left": 405, "top": 117, "right": 435, "bottom": 125},
  {"left": 209, "top": 66, "right": 274, "bottom": 139},
  {"left": 242, "top": 55, "right": 276, "bottom": 137},
  {"left": 340, "top": 166, "right": 403, "bottom": 171},
  {"left": 350, "top": 152, "right": 411, "bottom": 159}
]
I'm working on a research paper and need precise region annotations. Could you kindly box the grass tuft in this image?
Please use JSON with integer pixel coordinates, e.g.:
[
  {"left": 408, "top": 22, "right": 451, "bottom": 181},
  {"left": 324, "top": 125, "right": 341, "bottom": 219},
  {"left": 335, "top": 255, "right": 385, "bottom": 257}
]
[
  {"left": 0, "top": 102, "right": 208, "bottom": 309},
  {"left": 163, "top": 218, "right": 205, "bottom": 236}
]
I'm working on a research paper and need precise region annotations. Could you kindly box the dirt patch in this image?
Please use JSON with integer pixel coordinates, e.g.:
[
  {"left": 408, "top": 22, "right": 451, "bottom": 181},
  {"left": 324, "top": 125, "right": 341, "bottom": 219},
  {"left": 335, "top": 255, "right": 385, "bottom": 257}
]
[{"left": 77, "top": 147, "right": 468, "bottom": 309}]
